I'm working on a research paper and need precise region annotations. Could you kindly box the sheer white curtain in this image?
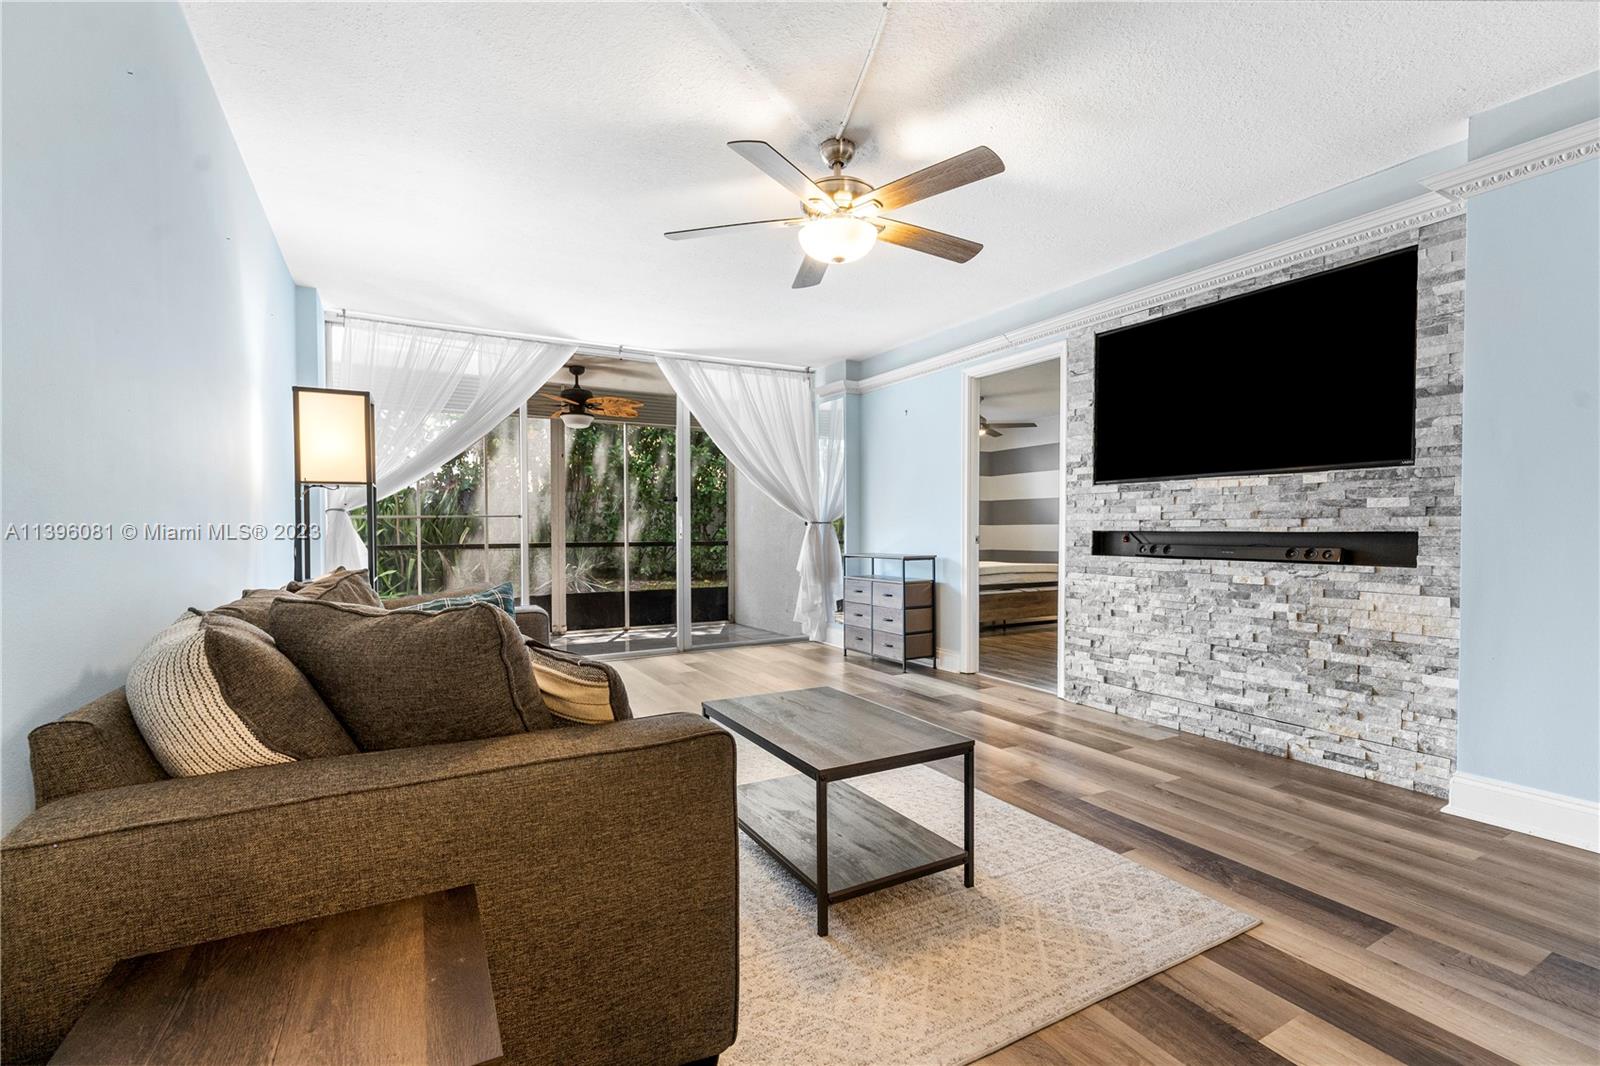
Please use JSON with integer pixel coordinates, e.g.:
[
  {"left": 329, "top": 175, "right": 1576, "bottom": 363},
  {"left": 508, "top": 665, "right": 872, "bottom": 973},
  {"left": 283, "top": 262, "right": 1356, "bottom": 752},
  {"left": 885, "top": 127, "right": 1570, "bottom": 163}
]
[
  {"left": 655, "top": 358, "right": 844, "bottom": 641},
  {"left": 322, "top": 319, "right": 574, "bottom": 572}
]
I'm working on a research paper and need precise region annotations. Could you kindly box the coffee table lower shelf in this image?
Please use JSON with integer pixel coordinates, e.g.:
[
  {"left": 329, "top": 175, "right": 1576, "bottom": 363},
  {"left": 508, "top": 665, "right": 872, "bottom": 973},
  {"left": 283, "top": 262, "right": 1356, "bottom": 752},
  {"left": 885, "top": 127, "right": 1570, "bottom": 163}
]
[{"left": 738, "top": 774, "right": 969, "bottom": 933}]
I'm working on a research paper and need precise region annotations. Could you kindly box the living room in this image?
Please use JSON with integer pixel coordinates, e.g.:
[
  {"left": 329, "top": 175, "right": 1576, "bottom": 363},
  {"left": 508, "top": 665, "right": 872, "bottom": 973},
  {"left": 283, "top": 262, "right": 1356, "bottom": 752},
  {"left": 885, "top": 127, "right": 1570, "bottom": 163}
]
[{"left": 3, "top": 3, "right": 1597, "bottom": 1065}]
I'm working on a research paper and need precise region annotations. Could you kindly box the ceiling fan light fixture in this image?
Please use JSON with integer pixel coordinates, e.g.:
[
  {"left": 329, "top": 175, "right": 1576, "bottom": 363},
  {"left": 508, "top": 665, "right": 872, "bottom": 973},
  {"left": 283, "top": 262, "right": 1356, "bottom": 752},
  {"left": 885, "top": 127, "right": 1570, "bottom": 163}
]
[
  {"left": 799, "top": 215, "right": 878, "bottom": 265},
  {"left": 560, "top": 411, "right": 594, "bottom": 430}
]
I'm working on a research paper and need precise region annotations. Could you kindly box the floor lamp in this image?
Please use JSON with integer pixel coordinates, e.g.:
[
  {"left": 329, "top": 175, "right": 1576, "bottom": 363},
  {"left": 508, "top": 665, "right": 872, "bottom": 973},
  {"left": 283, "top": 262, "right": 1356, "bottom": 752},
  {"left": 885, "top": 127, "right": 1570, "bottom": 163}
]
[{"left": 292, "top": 386, "right": 377, "bottom": 582}]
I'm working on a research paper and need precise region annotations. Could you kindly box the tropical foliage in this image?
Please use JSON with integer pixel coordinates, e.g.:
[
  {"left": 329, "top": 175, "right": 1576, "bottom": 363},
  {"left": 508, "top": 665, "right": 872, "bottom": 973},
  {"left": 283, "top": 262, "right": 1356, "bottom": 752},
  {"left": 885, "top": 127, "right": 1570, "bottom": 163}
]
[{"left": 353, "top": 414, "right": 728, "bottom": 600}]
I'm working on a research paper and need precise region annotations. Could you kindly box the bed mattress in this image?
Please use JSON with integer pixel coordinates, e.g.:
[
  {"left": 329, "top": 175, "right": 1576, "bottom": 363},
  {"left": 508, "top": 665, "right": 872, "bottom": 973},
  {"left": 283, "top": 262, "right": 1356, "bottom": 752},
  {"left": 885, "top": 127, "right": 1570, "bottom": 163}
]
[{"left": 978, "top": 560, "right": 1058, "bottom": 588}]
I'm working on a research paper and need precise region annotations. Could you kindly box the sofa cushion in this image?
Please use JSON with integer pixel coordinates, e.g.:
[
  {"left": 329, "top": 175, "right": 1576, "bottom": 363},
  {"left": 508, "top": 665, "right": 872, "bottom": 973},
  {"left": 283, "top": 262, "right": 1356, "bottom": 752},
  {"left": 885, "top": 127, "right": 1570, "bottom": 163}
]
[
  {"left": 28, "top": 689, "right": 169, "bottom": 805},
  {"left": 286, "top": 567, "right": 382, "bottom": 608},
  {"left": 391, "top": 581, "right": 515, "bottom": 616},
  {"left": 525, "top": 643, "right": 633, "bottom": 724},
  {"left": 211, "top": 587, "right": 295, "bottom": 629},
  {"left": 267, "top": 598, "right": 551, "bottom": 749},
  {"left": 126, "top": 612, "right": 358, "bottom": 777}
]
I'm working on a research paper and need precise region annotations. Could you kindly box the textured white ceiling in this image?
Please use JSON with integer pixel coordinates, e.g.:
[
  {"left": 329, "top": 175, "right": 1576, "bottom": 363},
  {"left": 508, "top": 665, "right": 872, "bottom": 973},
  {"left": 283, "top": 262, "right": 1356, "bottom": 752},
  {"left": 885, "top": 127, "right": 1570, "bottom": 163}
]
[{"left": 184, "top": 2, "right": 1598, "bottom": 366}]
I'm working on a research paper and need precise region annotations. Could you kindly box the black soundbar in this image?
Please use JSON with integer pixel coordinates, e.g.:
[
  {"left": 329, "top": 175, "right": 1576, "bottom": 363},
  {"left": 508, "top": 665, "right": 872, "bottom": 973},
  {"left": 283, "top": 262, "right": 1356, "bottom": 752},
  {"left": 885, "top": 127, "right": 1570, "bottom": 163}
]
[{"left": 1091, "top": 530, "right": 1418, "bottom": 568}]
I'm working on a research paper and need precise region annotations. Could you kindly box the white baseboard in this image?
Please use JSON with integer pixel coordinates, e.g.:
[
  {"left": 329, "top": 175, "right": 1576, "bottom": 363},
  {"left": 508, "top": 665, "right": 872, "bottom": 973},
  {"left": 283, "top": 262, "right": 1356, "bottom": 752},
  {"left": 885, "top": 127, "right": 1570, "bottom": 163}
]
[{"left": 1442, "top": 772, "right": 1600, "bottom": 853}]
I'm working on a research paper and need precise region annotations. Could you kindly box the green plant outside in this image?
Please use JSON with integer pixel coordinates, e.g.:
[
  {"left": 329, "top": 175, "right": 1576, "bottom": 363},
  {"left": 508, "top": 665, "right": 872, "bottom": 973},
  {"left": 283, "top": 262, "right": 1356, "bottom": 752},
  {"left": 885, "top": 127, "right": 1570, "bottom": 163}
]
[{"left": 352, "top": 417, "right": 728, "bottom": 600}]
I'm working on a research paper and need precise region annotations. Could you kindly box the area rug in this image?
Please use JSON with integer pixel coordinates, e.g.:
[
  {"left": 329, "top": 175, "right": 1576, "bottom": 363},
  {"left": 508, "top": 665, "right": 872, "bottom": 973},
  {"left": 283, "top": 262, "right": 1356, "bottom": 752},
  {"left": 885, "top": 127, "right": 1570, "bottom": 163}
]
[{"left": 724, "top": 738, "right": 1258, "bottom": 1066}]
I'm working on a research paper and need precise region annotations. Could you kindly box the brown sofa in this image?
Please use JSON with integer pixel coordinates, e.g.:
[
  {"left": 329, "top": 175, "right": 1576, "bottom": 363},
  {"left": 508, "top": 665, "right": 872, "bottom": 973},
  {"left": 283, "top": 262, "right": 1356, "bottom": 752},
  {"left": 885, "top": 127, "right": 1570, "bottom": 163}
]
[{"left": 1, "top": 605, "right": 739, "bottom": 1064}]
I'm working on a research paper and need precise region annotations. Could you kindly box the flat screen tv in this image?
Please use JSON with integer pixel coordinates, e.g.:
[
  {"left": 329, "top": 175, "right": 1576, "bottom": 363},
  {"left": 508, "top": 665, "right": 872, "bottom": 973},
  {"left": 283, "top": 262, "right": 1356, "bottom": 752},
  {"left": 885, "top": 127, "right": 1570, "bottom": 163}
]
[{"left": 1093, "top": 246, "right": 1418, "bottom": 484}]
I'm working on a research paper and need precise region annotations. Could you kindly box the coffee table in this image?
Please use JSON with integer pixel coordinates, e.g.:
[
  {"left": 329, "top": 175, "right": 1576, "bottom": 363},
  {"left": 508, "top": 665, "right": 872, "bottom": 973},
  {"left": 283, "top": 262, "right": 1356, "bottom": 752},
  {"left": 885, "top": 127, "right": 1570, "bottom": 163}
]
[{"left": 703, "top": 686, "right": 975, "bottom": 936}]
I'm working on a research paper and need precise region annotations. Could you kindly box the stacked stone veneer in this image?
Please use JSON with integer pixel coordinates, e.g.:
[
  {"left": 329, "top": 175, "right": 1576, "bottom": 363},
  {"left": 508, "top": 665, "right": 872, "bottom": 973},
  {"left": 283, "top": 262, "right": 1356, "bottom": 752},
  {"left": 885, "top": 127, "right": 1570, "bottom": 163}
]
[{"left": 1061, "top": 217, "right": 1463, "bottom": 796}]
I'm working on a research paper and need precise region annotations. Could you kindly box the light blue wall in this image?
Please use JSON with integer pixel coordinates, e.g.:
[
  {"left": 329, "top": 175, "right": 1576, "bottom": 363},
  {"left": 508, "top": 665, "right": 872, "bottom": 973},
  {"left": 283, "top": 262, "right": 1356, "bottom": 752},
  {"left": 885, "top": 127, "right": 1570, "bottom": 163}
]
[
  {"left": 295, "top": 285, "right": 326, "bottom": 387},
  {"left": 1, "top": 2, "right": 300, "bottom": 831},
  {"left": 1458, "top": 78, "right": 1600, "bottom": 802},
  {"left": 1468, "top": 71, "right": 1599, "bottom": 157},
  {"left": 855, "top": 369, "right": 966, "bottom": 653}
]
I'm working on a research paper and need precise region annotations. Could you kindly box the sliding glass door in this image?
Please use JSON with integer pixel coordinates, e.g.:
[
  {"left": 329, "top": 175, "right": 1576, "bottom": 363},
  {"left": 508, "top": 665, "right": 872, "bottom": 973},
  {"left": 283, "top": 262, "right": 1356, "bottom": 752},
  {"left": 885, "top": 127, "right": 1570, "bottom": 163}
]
[{"left": 625, "top": 425, "right": 678, "bottom": 629}]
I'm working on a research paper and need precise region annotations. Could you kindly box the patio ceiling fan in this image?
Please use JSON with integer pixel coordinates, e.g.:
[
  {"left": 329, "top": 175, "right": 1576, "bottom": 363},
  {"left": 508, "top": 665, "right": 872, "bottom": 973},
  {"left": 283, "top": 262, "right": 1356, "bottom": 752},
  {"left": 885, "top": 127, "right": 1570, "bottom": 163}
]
[
  {"left": 537, "top": 365, "right": 642, "bottom": 430},
  {"left": 978, "top": 415, "right": 1035, "bottom": 439},
  {"left": 662, "top": 3, "right": 1004, "bottom": 288}
]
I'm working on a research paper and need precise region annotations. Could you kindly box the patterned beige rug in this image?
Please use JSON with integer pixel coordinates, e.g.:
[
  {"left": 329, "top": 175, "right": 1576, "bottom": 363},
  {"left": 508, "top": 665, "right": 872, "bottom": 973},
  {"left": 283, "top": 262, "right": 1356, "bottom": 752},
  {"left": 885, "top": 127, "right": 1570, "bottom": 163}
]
[{"left": 725, "top": 739, "right": 1257, "bottom": 1066}]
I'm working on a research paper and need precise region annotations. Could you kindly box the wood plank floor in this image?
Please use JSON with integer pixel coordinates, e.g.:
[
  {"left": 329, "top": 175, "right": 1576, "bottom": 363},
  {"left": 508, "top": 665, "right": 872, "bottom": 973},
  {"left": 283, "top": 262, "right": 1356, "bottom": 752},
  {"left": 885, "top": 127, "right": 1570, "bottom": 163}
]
[
  {"left": 979, "top": 623, "right": 1058, "bottom": 692},
  {"left": 614, "top": 643, "right": 1600, "bottom": 1066}
]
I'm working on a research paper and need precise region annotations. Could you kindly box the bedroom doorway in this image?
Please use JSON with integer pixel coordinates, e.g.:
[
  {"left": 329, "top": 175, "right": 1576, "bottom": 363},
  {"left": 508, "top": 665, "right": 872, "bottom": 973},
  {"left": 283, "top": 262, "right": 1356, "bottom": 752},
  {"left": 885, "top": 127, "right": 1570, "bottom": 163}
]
[{"left": 961, "top": 349, "right": 1063, "bottom": 693}]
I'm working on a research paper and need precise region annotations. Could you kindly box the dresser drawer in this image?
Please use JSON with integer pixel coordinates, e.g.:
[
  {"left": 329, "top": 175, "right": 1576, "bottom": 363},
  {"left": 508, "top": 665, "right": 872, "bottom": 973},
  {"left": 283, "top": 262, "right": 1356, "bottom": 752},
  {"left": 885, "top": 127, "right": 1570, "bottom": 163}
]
[
  {"left": 874, "top": 605, "right": 932, "bottom": 635},
  {"left": 871, "top": 580, "right": 934, "bottom": 610},
  {"left": 871, "top": 581, "right": 904, "bottom": 608},
  {"left": 872, "top": 630, "right": 934, "bottom": 663},
  {"left": 842, "top": 602, "right": 873, "bottom": 628},
  {"left": 844, "top": 625, "right": 872, "bottom": 653},
  {"left": 843, "top": 578, "right": 874, "bottom": 605}
]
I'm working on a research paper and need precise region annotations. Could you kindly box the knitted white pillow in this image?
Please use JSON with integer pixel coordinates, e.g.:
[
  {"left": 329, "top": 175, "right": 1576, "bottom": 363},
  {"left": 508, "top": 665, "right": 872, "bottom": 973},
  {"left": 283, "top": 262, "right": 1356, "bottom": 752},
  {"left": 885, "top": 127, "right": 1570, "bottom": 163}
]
[{"left": 126, "top": 612, "right": 356, "bottom": 776}]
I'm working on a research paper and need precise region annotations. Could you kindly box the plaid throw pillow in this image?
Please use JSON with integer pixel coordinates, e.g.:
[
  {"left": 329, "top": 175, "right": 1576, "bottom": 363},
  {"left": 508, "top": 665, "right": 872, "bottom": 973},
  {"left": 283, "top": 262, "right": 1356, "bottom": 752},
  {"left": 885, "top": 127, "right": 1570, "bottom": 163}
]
[{"left": 395, "top": 581, "right": 515, "bottom": 616}]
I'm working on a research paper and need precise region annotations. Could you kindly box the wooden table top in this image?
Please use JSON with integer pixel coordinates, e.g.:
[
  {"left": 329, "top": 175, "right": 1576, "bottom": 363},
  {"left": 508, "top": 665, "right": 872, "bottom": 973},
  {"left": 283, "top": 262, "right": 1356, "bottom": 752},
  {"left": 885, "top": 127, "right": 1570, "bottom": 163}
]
[
  {"left": 49, "top": 886, "right": 502, "bottom": 1066},
  {"left": 703, "top": 686, "right": 973, "bottom": 781}
]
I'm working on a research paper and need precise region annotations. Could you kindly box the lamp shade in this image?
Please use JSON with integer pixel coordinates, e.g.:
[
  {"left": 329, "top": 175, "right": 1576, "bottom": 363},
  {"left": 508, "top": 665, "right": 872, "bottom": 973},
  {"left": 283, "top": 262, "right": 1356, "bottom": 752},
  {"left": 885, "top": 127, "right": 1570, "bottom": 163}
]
[
  {"left": 294, "top": 387, "right": 372, "bottom": 485},
  {"left": 560, "top": 411, "right": 594, "bottom": 430}
]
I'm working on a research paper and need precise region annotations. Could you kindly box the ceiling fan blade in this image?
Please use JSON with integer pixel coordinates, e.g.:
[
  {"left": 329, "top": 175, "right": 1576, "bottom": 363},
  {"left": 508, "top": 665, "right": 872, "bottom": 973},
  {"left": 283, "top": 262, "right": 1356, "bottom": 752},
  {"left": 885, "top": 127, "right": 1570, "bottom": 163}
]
[
  {"left": 987, "top": 428, "right": 1003, "bottom": 438},
  {"left": 989, "top": 421, "right": 1038, "bottom": 429},
  {"left": 793, "top": 256, "right": 827, "bottom": 289},
  {"left": 877, "top": 218, "right": 983, "bottom": 263},
  {"left": 588, "top": 396, "right": 642, "bottom": 417},
  {"left": 866, "top": 147, "right": 1004, "bottom": 212},
  {"left": 664, "top": 217, "right": 807, "bottom": 241},
  {"left": 728, "top": 141, "right": 830, "bottom": 208}
]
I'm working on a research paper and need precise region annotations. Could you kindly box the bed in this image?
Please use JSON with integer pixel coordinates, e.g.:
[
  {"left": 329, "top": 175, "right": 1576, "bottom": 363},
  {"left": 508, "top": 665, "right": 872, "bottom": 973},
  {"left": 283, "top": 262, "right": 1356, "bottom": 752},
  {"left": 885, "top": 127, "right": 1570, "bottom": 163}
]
[{"left": 978, "top": 560, "right": 1058, "bottom": 628}]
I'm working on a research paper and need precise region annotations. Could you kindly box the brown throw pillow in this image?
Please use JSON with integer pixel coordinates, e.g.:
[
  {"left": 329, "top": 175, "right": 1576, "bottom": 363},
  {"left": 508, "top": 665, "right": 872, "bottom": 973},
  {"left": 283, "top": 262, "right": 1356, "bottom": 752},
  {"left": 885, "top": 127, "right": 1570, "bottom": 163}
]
[
  {"left": 212, "top": 587, "right": 297, "bottom": 629},
  {"left": 525, "top": 643, "right": 633, "bottom": 724},
  {"left": 286, "top": 567, "right": 382, "bottom": 608},
  {"left": 267, "top": 599, "right": 551, "bottom": 750},
  {"left": 126, "top": 612, "right": 358, "bottom": 777}
]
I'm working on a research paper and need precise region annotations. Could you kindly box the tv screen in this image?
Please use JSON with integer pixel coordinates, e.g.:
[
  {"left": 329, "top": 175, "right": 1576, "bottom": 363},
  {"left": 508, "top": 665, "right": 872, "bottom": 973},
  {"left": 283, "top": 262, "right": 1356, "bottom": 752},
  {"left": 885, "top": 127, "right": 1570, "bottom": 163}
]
[{"left": 1093, "top": 247, "right": 1418, "bottom": 484}]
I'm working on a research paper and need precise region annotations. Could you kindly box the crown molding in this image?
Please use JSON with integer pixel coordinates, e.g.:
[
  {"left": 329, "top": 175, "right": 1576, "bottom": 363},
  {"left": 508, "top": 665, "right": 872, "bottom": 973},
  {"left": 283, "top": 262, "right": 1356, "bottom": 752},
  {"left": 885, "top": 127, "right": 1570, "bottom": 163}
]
[
  {"left": 853, "top": 190, "right": 1462, "bottom": 395},
  {"left": 815, "top": 379, "right": 862, "bottom": 399},
  {"left": 1424, "top": 119, "right": 1600, "bottom": 200}
]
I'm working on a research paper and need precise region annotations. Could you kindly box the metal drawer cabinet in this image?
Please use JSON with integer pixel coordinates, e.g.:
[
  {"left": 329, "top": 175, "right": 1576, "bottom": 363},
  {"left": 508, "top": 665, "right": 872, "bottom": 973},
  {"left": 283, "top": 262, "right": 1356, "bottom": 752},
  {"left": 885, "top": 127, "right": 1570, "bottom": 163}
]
[{"left": 841, "top": 554, "right": 937, "bottom": 672}]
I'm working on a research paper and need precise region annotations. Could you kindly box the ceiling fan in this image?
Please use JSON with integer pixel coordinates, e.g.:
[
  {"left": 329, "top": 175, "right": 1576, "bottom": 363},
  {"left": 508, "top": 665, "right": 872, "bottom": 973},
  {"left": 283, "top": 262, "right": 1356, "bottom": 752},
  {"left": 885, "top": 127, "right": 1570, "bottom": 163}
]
[
  {"left": 662, "top": 3, "right": 1003, "bottom": 288},
  {"left": 978, "top": 415, "right": 1036, "bottom": 439},
  {"left": 537, "top": 365, "right": 642, "bottom": 429},
  {"left": 665, "top": 138, "right": 1003, "bottom": 289},
  {"left": 666, "top": 139, "right": 1003, "bottom": 288}
]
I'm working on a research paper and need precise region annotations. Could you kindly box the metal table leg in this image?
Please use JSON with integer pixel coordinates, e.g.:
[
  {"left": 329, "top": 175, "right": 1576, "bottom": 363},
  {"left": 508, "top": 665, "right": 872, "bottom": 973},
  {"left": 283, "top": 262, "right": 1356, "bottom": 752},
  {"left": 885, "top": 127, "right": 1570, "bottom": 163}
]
[
  {"left": 964, "top": 748, "right": 975, "bottom": 888},
  {"left": 816, "top": 778, "right": 829, "bottom": 936}
]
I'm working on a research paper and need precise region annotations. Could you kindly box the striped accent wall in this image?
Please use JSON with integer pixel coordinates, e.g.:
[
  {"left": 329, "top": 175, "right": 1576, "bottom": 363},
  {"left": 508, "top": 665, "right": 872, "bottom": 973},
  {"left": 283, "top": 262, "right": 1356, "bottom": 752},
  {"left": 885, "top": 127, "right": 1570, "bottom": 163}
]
[{"left": 978, "top": 418, "right": 1059, "bottom": 563}]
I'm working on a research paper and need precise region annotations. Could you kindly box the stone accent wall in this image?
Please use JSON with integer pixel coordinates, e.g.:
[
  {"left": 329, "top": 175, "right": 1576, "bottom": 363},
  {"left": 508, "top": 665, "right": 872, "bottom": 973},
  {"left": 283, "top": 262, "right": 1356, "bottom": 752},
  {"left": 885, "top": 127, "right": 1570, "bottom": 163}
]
[{"left": 1061, "top": 217, "right": 1463, "bottom": 796}]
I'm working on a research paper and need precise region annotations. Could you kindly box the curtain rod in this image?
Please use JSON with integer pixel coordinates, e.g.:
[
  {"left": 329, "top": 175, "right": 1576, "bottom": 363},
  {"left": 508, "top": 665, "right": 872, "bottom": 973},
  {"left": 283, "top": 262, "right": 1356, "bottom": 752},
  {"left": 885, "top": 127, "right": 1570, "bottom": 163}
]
[{"left": 325, "top": 309, "right": 814, "bottom": 376}]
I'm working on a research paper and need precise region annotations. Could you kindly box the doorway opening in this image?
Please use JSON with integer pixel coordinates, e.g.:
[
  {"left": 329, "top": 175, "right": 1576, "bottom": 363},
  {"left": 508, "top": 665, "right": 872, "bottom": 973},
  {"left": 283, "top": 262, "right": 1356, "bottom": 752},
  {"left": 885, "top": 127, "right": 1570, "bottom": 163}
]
[{"left": 964, "top": 353, "right": 1062, "bottom": 692}]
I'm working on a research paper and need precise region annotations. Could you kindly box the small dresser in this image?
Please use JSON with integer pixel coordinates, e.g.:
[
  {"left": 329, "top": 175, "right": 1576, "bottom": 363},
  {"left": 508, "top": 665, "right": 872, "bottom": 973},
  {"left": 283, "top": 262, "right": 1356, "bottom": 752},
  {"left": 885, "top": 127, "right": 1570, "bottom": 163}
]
[{"left": 841, "top": 553, "right": 936, "bottom": 671}]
